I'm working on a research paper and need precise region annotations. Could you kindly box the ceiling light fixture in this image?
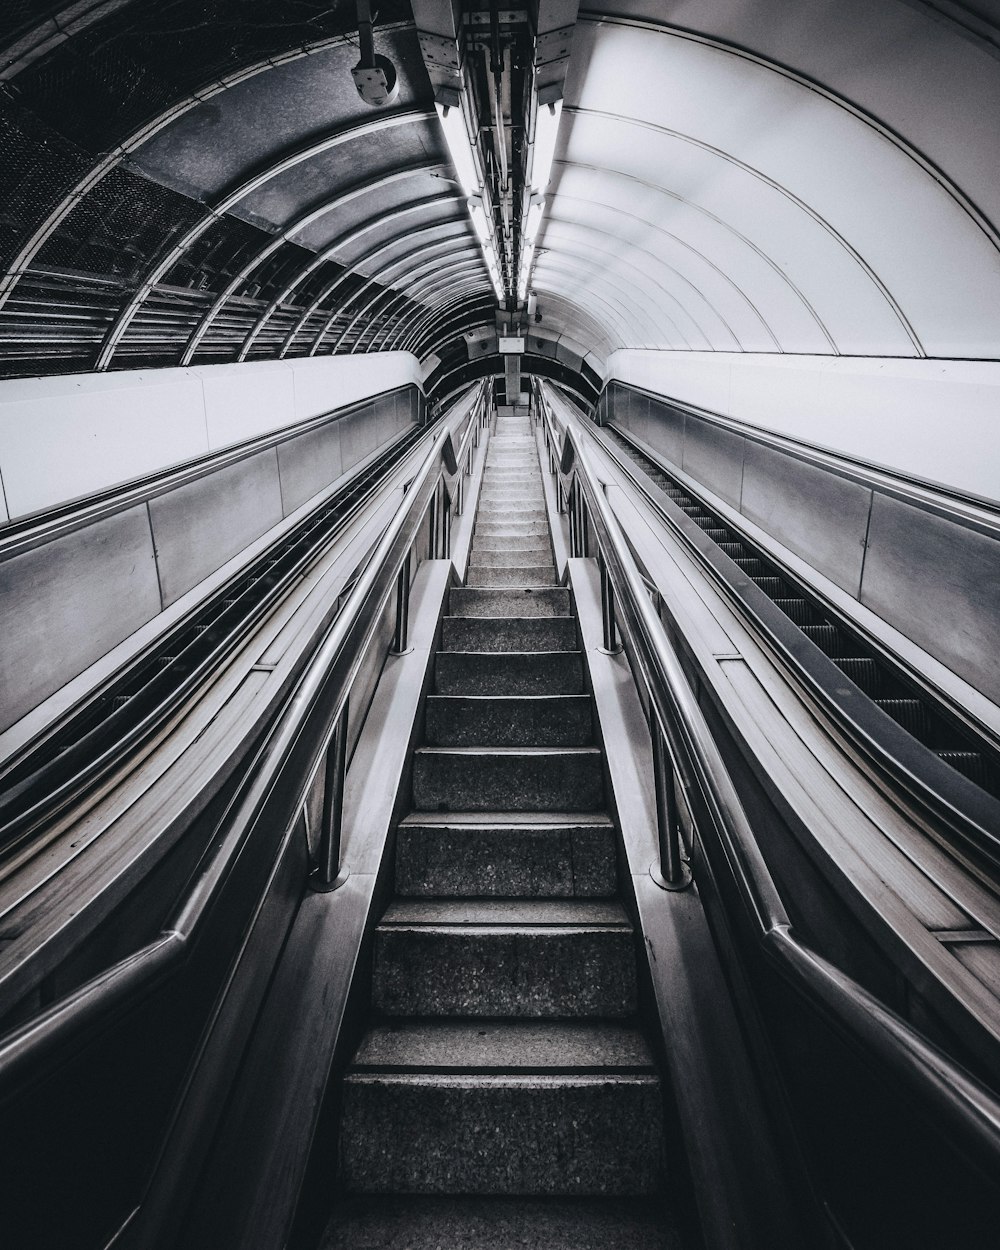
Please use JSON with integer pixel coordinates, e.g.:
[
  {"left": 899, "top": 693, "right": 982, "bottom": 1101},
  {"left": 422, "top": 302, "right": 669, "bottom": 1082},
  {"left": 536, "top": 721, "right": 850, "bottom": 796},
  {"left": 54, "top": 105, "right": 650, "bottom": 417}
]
[
  {"left": 529, "top": 99, "right": 563, "bottom": 194},
  {"left": 435, "top": 101, "right": 481, "bottom": 197}
]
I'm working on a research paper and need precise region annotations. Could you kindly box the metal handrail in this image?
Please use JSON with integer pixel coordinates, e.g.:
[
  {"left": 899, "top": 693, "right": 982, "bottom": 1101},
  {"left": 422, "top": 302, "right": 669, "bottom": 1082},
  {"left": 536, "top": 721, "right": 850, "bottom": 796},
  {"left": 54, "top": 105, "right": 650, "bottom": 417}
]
[
  {"left": 536, "top": 383, "right": 1000, "bottom": 1177},
  {"left": 0, "top": 383, "right": 490, "bottom": 1097}
]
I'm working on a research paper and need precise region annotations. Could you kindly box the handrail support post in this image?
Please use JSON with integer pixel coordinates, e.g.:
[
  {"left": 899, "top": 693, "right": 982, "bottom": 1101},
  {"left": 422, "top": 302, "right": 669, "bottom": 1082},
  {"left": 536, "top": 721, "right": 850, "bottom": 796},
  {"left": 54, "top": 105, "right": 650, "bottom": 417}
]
[
  {"left": 314, "top": 700, "right": 350, "bottom": 890},
  {"left": 651, "top": 725, "right": 691, "bottom": 890}
]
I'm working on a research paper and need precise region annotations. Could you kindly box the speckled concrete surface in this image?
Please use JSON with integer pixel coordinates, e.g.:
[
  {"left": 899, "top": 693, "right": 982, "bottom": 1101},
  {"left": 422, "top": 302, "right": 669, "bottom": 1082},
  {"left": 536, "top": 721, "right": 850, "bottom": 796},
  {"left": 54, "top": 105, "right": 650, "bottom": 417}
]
[
  {"left": 372, "top": 922, "right": 637, "bottom": 1017},
  {"left": 425, "top": 694, "right": 593, "bottom": 747},
  {"left": 449, "top": 587, "right": 571, "bottom": 617},
  {"left": 340, "top": 1073, "right": 663, "bottom": 1193},
  {"left": 322, "top": 1195, "right": 683, "bottom": 1249},
  {"left": 352, "top": 1020, "right": 654, "bottom": 1070},
  {"left": 395, "top": 818, "right": 616, "bottom": 896},
  {"left": 412, "top": 745, "right": 604, "bottom": 811},
  {"left": 434, "top": 652, "right": 583, "bottom": 696},
  {"left": 440, "top": 617, "right": 577, "bottom": 652},
  {"left": 467, "top": 565, "right": 559, "bottom": 586}
]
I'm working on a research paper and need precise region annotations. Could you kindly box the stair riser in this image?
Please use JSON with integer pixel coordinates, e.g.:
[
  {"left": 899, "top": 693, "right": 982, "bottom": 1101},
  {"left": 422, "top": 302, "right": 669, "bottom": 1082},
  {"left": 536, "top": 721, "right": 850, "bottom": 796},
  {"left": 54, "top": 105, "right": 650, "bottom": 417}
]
[
  {"left": 449, "top": 588, "right": 570, "bottom": 618},
  {"left": 340, "top": 1076, "right": 662, "bottom": 1195},
  {"left": 372, "top": 929, "right": 636, "bottom": 1016},
  {"left": 425, "top": 695, "right": 592, "bottom": 745},
  {"left": 396, "top": 825, "right": 616, "bottom": 896},
  {"left": 434, "top": 654, "right": 583, "bottom": 696},
  {"left": 471, "top": 548, "right": 553, "bottom": 566},
  {"left": 440, "top": 617, "right": 577, "bottom": 652},
  {"left": 413, "top": 750, "right": 603, "bottom": 811},
  {"left": 466, "top": 566, "right": 557, "bottom": 587},
  {"left": 474, "top": 526, "right": 551, "bottom": 542}
]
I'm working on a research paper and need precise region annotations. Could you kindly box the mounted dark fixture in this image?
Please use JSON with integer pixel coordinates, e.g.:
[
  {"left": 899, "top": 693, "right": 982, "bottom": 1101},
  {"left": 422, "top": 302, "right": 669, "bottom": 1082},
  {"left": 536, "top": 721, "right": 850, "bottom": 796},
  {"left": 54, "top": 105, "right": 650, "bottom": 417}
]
[{"left": 351, "top": 0, "right": 399, "bottom": 107}]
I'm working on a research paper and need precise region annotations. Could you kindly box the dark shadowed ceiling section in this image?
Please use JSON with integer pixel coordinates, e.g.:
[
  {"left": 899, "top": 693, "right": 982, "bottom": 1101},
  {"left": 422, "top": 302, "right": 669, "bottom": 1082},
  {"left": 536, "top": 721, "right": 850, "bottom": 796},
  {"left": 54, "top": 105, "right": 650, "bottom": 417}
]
[{"left": 0, "top": 1, "right": 998, "bottom": 401}]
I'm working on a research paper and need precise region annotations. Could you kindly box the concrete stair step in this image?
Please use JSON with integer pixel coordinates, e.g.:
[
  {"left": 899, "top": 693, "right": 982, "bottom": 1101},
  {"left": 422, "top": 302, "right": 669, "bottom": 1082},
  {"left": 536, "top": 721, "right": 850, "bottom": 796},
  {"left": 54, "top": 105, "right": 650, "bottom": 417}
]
[
  {"left": 412, "top": 745, "right": 603, "bottom": 811},
  {"left": 434, "top": 653, "right": 583, "bottom": 696},
  {"left": 425, "top": 693, "right": 592, "bottom": 744},
  {"left": 473, "top": 524, "right": 551, "bottom": 542},
  {"left": 372, "top": 899, "right": 637, "bottom": 1017},
  {"left": 339, "top": 1021, "right": 662, "bottom": 1195},
  {"left": 471, "top": 546, "right": 553, "bottom": 566},
  {"left": 466, "top": 565, "right": 557, "bottom": 587},
  {"left": 449, "top": 587, "right": 570, "bottom": 618},
  {"left": 476, "top": 510, "right": 548, "bottom": 524},
  {"left": 396, "top": 812, "right": 616, "bottom": 896},
  {"left": 322, "top": 1195, "right": 681, "bottom": 1250},
  {"left": 440, "top": 616, "right": 577, "bottom": 652}
]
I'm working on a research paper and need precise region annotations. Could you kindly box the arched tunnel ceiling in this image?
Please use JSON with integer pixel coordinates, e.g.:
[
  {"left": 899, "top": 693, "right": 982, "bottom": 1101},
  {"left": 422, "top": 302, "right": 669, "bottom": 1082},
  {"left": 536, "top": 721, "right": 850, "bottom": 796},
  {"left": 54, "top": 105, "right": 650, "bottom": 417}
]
[{"left": 1, "top": 0, "right": 998, "bottom": 398}]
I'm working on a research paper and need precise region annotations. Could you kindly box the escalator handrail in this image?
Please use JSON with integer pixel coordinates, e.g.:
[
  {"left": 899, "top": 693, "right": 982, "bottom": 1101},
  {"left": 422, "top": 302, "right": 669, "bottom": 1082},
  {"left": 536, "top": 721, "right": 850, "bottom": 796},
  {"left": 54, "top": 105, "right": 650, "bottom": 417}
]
[
  {"left": 0, "top": 389, "right": 483, "bottom": 1100},
  {"left": 539, "top": 386, "right": 1000, "bottom": 1176}
]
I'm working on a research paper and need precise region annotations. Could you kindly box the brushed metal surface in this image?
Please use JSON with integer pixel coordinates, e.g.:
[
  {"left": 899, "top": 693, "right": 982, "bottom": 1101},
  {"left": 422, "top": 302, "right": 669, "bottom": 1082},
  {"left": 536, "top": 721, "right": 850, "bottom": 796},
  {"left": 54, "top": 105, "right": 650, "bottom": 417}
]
[
  {"left": 149, "top": 448, "right": 283, "bottom": 606},
  {"left": 862, "top": 493, "right": 1000, "bottom": 704},
  {"left": 339, "top": 408, "right": 380, "bottom": 471},
  {"left": 681, "top": 416, "right": 746, "bottom": 508},
  {"left": 0, "top": 505, "right": 159, "bottom": 732},
  {"left": 741, "top": 441, "right": 872, "bottom": 595},
  {"left": 276, "top": 421, "right": 344, "bottom": 516},
  {"left": 644, "top": 396, "right": 685, "bottom": 468}
]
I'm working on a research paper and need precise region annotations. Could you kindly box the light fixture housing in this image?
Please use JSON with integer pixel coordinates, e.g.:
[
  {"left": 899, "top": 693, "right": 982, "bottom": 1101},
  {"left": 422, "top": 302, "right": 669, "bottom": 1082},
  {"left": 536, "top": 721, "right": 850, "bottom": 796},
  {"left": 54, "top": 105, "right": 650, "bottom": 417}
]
[
  {"left": 435, "top": 101, "right": 481, "bottom": 197},
  {"left": 529, "top": 98, "right": 563, "bottom": 194}
]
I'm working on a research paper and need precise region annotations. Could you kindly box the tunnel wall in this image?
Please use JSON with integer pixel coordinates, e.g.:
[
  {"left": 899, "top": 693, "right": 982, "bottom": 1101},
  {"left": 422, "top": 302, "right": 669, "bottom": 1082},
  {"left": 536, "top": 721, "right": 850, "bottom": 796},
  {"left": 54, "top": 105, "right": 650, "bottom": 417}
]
[
  {"left": 601, "top": 377, "right": 1000, "bottom": 710},
  {"left": 604, "top": 351, "right": 1000, "bottom": 504},
  {"left": 0, "top": 353, "right": 423, "bottom": 522},
  {"left": 0, "top": 384, "right": 422, "bottom": 738}
]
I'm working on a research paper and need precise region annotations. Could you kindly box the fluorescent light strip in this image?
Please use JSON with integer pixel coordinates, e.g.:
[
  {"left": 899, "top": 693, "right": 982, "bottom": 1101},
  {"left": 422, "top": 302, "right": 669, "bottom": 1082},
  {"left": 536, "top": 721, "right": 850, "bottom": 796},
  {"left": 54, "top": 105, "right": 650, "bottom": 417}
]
[
  {"left": 524, "top": 197, "right": 545, "bottom": 246},
  {"left": 435, "top": 101, "right": 480, "bottom": 197},
  {"left": 530, "top": 99, "right": 563, "bottom": 194}
]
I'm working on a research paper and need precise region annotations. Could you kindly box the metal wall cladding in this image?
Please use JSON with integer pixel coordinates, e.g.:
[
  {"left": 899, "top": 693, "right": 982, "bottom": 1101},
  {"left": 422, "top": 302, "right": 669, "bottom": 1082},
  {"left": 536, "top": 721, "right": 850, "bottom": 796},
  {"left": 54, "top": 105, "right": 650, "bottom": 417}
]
[
  {"left": 149, "top": 448, "right": 285, "bottom": 608},
  {"left": 680, "top": 416, "right": 746, "bottom": 509},
  {"left": 0, "top": 506, "right": 161, "bottom": 732},
  {"left": 740, "top": 441, "right": 871, "bottom": 597},
  {"left": 338, "top": 406, "right": 380, "bottom": 469},
  {"left": 277, "top": 421, "right": 345, "bottom": 516},
  {"left": 862, "top": 496, "right": 1000, "bottom": 705}
]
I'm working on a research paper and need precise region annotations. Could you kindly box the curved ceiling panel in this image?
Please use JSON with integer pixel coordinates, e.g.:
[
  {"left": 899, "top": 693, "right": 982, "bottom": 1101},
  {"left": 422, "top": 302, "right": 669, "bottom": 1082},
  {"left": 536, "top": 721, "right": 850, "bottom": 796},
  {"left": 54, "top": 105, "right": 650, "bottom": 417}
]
[{"left": 0, "top": 0, "right": 997, "bottom": 388}]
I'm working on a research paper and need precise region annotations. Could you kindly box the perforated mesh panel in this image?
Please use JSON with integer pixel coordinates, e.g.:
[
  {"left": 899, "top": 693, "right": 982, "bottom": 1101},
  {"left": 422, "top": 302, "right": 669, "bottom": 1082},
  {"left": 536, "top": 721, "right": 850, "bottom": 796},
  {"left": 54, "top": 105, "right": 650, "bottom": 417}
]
[{"left": 35, "top": 166, "right": 204, "bottom": 279}]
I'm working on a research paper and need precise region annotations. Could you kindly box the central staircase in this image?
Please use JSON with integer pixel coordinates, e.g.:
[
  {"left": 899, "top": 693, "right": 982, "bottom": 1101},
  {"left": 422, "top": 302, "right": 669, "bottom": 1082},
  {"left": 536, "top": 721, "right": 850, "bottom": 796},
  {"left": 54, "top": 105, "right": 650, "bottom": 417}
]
[{"left": 324, "top": 409, "right": 679, "bottom": 1248}]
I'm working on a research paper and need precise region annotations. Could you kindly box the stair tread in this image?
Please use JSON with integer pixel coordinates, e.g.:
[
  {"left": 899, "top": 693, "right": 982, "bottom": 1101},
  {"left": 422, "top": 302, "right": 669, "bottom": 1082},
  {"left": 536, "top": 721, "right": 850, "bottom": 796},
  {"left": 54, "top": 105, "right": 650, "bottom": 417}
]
[
  {"left": 427, "top": 692, "right": 590, "bottom": 702},
  {"left": 350, "top": 1020, "right": 654, "bottom": 1071},
  {"left": 398, "top": 810, "right": 614, "bottom": 827},
  {"left": 322, "top": 1195, "right": 681, "bottom": 1250},
  {"left": 381, "top": 899, "right": 629, "bottom": 927},
  {"left": 415, "top": 745, "right": 600, "bottom": 756}
]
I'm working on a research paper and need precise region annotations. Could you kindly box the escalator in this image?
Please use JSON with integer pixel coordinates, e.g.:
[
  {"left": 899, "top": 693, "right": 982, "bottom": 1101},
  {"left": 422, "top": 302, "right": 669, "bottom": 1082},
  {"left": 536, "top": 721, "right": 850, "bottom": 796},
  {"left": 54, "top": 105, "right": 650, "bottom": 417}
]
[
  {"left": 602, "top": 424, "right": 998, "bottom": 796},
  {"left": 0, "top": 418, "right": 430, "bottom": 857},
  {"left": 4, "top": 388, "right": 1000, "bottom": 1250}
]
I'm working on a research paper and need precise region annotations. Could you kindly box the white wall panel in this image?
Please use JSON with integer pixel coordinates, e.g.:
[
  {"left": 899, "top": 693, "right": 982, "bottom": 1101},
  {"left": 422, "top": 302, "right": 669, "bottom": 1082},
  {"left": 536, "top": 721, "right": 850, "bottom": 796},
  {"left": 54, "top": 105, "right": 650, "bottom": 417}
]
[
  {"left": 606, "top": 350, "right": 1000, "bottom": 501},
  {"left": 0, "top": 370, "right": 208, "bottom": 519},
  {"left": 0, "top": 353, "right": 423, "bottom": 520}
]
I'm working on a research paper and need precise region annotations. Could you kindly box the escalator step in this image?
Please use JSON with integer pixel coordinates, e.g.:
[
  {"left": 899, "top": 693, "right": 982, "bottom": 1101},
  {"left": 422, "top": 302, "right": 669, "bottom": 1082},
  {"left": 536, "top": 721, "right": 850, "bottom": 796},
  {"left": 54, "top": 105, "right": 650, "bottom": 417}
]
[
  {"left": 704, "top": 528, "right": 731, "bottom": 543},
  {"left": 733, "top": 558, "right": 767, "bottom": 577},
  {"left": 800, "top": 624, "right": 841, "bottom": 655},
  {"left": 773, "top": 598, "right": 815, "bottom": 626},
  {"left": 875, "top": 698, "right": 932, "bottom": 739},
  {"left": 833, "top": 657, "right": 881, "bottom": 695},
  {"left": 689, "top": 515, "right": 717, "bottom": 528},
  {"left": 718, "top": 542, "right": 747, "bottom": 558},
  {"left": 937, "top": 751, "right": 986, "bottom": 787},
  {"left": 752, "top": 576, "right": 789, "bottom": 598}
]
